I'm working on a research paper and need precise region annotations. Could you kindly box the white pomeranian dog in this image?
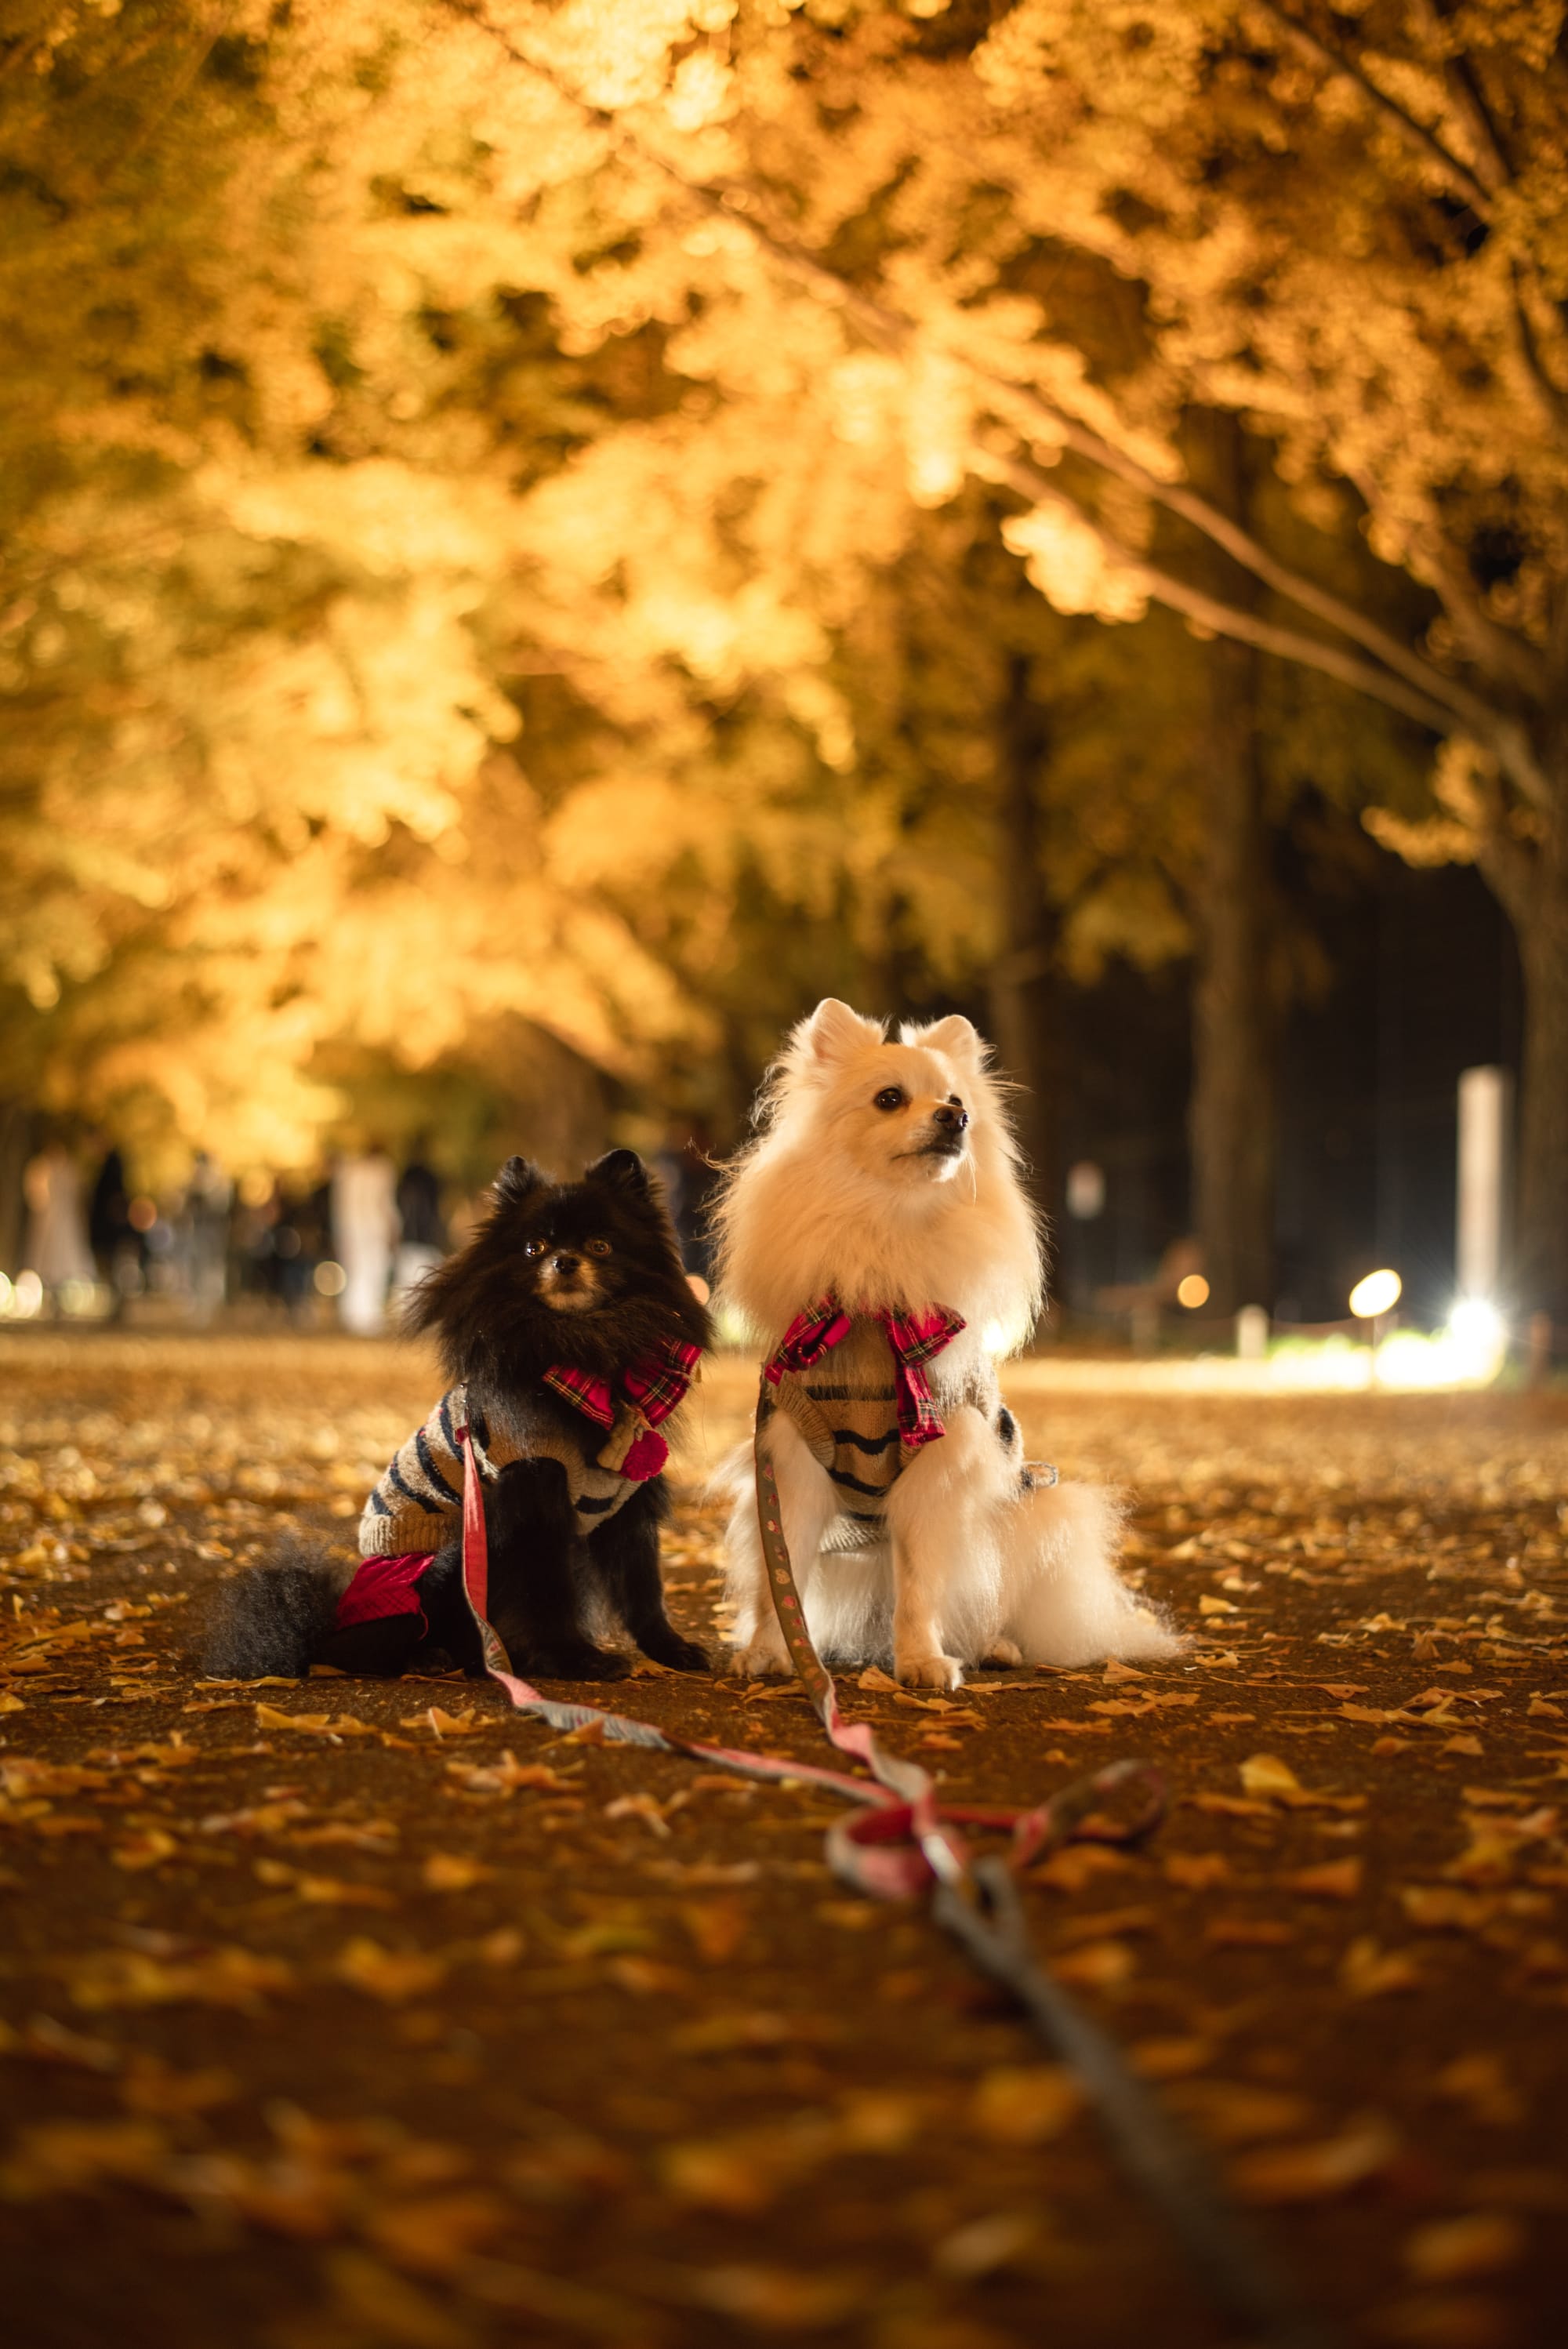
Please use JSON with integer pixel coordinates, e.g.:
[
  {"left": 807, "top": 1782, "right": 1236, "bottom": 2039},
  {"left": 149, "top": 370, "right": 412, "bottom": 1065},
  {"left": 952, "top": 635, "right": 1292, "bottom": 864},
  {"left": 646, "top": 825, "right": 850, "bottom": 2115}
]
[{"left": 712, "top": 999, "right": 1178, "bottom": 1689}]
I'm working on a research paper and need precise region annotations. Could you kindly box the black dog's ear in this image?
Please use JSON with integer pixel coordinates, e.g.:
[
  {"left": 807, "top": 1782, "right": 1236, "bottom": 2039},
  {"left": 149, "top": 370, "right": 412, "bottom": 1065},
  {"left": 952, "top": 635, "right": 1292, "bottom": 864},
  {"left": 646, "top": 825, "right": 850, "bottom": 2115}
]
[
  {"left": 492, "top": 1156, "right": 546, "bottom": 1204},
  {"left": 588, "top": 1149, "right": 651, "bottom": 1194}
]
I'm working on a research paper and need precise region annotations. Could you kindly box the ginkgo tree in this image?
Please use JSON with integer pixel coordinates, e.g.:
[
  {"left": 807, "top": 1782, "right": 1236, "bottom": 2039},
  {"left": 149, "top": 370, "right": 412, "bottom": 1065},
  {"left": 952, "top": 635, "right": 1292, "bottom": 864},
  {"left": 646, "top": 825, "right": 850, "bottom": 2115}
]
[
  {"left": 471, "top": 0, "right": 1563, "bottom": 1320},
  {"left": 3, "top": 0, "right": 1557, "bottom": 1341}
]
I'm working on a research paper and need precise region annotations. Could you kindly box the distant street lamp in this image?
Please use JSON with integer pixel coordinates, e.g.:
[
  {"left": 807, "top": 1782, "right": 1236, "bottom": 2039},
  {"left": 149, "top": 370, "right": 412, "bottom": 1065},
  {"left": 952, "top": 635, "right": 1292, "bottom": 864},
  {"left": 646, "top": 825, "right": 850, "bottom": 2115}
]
[
  {"left": 1349, "top": 1267, "right": 1401, "bottom": 1385},
  {"left": 1176, "top": 1274, "right": 1210, "bottom": 1309},
  {"left": 1348, "top": 1269, "right": 1402, "bottom": 1320}
]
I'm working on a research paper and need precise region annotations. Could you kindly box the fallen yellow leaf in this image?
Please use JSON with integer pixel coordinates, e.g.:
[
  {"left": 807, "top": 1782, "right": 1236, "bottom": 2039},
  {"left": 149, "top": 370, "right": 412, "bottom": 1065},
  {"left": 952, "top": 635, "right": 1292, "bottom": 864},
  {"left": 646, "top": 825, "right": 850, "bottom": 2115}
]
[
  {"left": 254, "top": 1704, "right": 373, "bottom": 1737},
  {"left": 422, "top": 1853, "right": 492, "bottom": 1893},
  {"left": 1052, "top": 1937, "right": 1136, "bottom": 1989},
  {"left": 334, "top": 1939, "right": 448, "bottom": 2004},
  {"left": 1231, "top": 2117, "right": 1399, "bottom": 2203},
  {"left": 365, "top": 2191, "right": 510, "bottom": 2278},
  {"left": 1403, "top": 2211, "right": 1525, "bottom": 2285},
  {"left": 971, "top": 2064, "right": 1085, "bottom": 2144},
  {"left": 1279, "top": 1857, "right": 1363, "bottom": 1900},
  {"left": 1341, "top": 1937, "right": 1421, "bottom": 1998}
]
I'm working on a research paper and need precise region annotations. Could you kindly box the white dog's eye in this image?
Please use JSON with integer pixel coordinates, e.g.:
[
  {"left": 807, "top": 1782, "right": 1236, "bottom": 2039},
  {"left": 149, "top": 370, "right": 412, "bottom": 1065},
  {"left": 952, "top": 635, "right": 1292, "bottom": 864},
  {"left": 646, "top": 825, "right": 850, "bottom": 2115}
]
[
  {"left": 873, "top": 1086, "right": 906, "bottom": 1112},
  {"left": 583, "top": 1237, "right": 612, "bottom": 1258}
]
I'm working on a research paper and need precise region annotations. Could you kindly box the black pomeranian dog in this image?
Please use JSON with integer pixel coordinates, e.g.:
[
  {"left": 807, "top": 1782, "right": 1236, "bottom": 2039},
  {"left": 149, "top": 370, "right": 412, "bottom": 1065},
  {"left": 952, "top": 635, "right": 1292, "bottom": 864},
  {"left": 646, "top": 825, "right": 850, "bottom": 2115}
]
[{"left": 201, "top": 1151, "right": 712, "bottom": 1685}]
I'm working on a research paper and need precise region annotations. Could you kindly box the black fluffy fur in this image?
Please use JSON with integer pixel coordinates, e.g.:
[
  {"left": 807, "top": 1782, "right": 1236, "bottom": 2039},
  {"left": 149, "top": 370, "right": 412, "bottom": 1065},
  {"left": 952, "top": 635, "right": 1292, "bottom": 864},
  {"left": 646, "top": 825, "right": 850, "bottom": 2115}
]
[{"left": 201, "top": 1151, "right": 712, "bottom": 1686}]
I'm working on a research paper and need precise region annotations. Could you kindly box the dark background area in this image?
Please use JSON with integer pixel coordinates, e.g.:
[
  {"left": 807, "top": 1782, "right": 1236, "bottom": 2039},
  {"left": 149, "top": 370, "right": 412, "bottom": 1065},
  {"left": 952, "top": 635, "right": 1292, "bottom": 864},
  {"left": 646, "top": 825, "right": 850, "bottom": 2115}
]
[{"left": 1052, "top": 856, "right": 1522, "bottom": 1327}]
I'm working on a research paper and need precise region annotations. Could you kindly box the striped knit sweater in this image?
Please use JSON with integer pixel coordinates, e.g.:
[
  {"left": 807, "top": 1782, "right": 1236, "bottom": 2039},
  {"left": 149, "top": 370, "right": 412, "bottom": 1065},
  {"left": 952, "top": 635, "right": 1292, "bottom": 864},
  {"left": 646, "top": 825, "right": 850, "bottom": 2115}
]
[
  {"left": 358, "top": 1383, "right": 641, "bottom": 1556},
  {"left": 762, "top": 1316, "right": 1010, "bottom": 1521}
]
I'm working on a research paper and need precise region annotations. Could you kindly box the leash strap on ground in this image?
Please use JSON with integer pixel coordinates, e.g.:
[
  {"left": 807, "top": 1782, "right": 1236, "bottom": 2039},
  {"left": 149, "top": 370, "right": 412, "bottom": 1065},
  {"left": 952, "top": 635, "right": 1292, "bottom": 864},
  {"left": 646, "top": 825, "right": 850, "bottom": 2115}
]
[
  {"left": 451, "top": 1424, "right": 1160, "bottom": 1850},
  {"left": 452, "top": 1420, "right": 1331, "bottom": 2349},
  {"left": 935, "top": 1861, "right": 1334, "bottom": 2349},
  {"left": 755, "top": 1407, "right": 1334, "bottom": 2349},
  {"left": 453, "top": 1427, "right": 896, "bottom": 1798},
  {"left": 755, "top": 1443, "right": 1163, "bottom": 1897}
]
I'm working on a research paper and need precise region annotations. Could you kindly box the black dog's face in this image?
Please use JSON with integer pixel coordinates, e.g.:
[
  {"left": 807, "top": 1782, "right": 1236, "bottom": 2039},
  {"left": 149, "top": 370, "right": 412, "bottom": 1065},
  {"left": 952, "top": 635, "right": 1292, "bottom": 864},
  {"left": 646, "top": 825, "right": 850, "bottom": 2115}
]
[
  {"left": 503, "top": 1176, "right": 656, "bottom": 1318},
  {"left": 405, "top": 1149, "right": 710, "bottom": 1385}
]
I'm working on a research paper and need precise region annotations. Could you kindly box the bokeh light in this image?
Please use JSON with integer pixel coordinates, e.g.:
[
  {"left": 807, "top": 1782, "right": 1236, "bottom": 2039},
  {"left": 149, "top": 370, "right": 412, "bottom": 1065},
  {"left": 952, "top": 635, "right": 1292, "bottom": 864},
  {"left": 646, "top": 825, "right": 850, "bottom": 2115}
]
[{"left": 1348, "top": 1269, "right": 1402, "bottom": 1320}]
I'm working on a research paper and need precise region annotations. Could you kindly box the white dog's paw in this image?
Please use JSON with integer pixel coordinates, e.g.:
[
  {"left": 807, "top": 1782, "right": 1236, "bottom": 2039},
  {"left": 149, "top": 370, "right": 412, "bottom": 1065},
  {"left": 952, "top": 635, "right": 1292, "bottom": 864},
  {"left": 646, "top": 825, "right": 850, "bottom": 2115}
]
[
  {"left": 984, "top": 1637, "right": 1024, "bottom": 1668},
  {"left": 731, "top": 1639, "right": 792, "bottom": 1680},
  {"left": 896, "top": 1651, "right": 966, "bottom": 1692}
]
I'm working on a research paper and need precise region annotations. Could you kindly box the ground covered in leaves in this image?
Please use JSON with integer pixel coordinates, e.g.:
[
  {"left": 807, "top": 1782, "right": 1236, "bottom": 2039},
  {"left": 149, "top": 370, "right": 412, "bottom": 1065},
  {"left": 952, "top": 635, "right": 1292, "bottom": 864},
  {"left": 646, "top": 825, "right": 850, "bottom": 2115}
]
[{"left": 1, "top": 1333, "right": 1565, "bottom": 2349}]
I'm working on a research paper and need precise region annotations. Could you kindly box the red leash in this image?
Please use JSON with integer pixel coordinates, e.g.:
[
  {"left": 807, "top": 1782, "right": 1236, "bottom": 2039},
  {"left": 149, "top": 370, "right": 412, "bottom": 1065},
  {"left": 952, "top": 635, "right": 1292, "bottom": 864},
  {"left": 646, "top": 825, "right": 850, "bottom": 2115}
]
[
  {"left": 750, "top": 1443, "right": 1163, "bottom": 1894},
  {"left": 453, "top": 1421, "right": 1163, "bottom": 1889},
  {"left": 452, "top": 1418, "right": 1331, "bottom": 2347}
]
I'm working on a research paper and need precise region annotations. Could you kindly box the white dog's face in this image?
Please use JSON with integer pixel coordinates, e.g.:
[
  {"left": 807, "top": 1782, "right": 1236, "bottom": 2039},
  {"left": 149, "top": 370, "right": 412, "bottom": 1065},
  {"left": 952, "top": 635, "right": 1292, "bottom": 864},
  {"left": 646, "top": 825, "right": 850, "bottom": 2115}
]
[{"left": 793, "top": 1000, "right": 978, "bottom": 1197}]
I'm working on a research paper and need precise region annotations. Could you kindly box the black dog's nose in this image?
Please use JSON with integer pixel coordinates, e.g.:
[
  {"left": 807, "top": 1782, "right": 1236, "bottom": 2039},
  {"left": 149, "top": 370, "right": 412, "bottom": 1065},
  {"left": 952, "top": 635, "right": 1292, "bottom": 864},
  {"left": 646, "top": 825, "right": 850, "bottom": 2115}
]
[
  {"left": 933, "top": 1099, "right": 969, "bottom": 1132},
  {"left": 550, "top": 1251, "right": 580, "bottom": 1275}
]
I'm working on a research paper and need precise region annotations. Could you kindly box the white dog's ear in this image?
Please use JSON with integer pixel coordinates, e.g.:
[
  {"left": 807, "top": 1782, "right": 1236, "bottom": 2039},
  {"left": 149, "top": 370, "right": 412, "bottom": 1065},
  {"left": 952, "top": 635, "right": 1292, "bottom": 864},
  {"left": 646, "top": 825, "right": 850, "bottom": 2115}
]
[
  {"left": 798, "top": 999, "right": 885, "bottom": 1063},
  {"left": 902, "top": 1013, "right": 984, "bottom": 1069}
]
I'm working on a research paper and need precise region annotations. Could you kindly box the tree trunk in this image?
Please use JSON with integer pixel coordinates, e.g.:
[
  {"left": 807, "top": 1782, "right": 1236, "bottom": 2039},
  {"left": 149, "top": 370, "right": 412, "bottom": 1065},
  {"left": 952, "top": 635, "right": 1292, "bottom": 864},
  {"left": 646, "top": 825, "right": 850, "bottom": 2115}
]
[
  {"left": 1185, "top": 413, "right": 1279, "bottom": 1317},
  {"left": 0, "top": 1101, "right": 34, "bottom": 1275},
  {"left": 1515, "top": 796, "right": 1568, "bottom": 1335},
  {"left": 987, "top": 652, "right": 1062, "bottom": 1243}
]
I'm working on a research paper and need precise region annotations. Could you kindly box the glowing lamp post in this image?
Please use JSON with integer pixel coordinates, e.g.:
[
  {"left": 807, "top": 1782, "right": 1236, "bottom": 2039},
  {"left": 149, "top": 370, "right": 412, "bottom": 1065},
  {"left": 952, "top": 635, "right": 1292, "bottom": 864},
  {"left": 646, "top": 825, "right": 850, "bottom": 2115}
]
[
  {"left": 1349, "top": 1268, "right": 1401, "bottom": 1381},
  {"left": 1349, "top": 1269, "right": 1401, "bottom": 1321}
]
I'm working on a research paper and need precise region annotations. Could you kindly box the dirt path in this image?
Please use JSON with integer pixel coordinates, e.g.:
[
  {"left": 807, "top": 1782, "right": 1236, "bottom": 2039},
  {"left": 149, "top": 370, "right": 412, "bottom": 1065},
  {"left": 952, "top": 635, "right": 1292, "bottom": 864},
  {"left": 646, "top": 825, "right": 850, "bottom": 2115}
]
[{"left": 1, "top": 1334, "right": 1565, "bottom": 2349}]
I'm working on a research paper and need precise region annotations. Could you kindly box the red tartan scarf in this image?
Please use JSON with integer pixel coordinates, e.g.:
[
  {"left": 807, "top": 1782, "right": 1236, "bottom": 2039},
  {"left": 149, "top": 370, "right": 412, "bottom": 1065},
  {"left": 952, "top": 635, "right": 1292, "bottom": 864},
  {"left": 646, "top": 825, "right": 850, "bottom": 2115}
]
[
  {"left": 764, "top": 1296, "right": 966, "bottom": 1450},
  {"left": 542, "top": 1334, "right": 702, "bottom": 1480}
]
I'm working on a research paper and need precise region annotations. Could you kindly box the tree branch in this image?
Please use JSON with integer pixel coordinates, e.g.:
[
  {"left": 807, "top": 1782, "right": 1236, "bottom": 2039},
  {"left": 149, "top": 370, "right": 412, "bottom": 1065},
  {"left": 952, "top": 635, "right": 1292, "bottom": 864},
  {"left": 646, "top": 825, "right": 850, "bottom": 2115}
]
[
  {"left": 1469, "top": 797, "right": 1538, "bottom": 927},
  {"left": 444, "top": 0, "right": 1547, "bottom": 800},
  {"left": 608, "top": 140, "right": 1508, "bottom": 740},
  {"left": 982, "top": 451, "right": 1462, "bottom": 738},
  {"left": 1420, "top": 545, "right": 1549, "bottom": 704},
  {"left": 1246, "top": 0, "right": 1494, "bottom": 214},
  {"left": 1406, "top": 2, "right": 1515, "bottom": 191},
  {"left": 971, "top": 373, "right": 1506, "bottom": 735},
  {"left": 1511, "top": 260, "right": 1568, "bottom": 435}
]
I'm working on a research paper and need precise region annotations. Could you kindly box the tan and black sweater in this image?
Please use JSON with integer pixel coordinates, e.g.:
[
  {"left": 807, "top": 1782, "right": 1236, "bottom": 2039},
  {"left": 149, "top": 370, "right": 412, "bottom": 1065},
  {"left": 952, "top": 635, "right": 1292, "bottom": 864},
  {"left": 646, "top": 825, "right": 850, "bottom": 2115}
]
[
  {"left": 358, "top": 1384, "right": 643, "bottom": 1556},
  {"left": 761, "top": 1316, "right": 1014, "bottom": 1521}
]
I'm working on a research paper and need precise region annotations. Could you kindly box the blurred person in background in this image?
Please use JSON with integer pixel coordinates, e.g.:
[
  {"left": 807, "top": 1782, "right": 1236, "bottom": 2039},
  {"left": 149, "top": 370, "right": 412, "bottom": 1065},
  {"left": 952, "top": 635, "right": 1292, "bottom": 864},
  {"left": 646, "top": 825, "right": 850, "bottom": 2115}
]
[
  {"left": 233, "top": 1173, "right": 281, "bottom": 1304},
  {"left": 391, "top": 1141, "right": 447, "bottom": 1313},
  {"left": 23, "top": 1136, "right": 95, "bottom": 1311},
  {"left": 332, "top": 1145, "right": 398, "bottom": 1335},
  {"left": 269, "top": 1177, "right": 321, "bottom": 1320},
  {"left": 183, "top": 1151, "right": 233, "bottom": 1326},
  {"left": 88, "top": 1135, "right": 136, "bottom": 1317}
]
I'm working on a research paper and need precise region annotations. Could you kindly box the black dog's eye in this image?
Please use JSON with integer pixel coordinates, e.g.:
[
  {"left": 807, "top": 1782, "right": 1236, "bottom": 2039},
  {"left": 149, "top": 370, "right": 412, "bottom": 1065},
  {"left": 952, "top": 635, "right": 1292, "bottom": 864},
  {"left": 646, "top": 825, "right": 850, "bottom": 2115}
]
[
  {"left": 522, "top": 1239, "right": 546, "bottom": 1260},
  {"left": 583, "top": 1237, "right": 611, "bottom": 1258},
  {"left": 873, "top": 1086, "right": 906, "bottom": 1113}
]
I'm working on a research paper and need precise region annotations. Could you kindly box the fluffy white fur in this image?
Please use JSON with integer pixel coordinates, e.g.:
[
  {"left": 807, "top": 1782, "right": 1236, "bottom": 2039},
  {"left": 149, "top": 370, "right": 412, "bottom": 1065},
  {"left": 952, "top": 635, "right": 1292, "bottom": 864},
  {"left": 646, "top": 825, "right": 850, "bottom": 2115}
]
[{"left": 713, "top": 999, "right": 1178, "bottom": 1687}]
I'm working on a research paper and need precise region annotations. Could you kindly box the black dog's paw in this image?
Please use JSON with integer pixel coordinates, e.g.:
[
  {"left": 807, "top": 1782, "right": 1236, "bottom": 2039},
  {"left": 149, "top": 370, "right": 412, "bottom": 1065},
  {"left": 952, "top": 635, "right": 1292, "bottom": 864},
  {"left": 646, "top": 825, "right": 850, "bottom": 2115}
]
[
  {"left": 530, "top": 1645, "right": 632, "bottom": 1683},
  {"left": 642, "top": 1632, "right": 710, "bottom": 1674}
]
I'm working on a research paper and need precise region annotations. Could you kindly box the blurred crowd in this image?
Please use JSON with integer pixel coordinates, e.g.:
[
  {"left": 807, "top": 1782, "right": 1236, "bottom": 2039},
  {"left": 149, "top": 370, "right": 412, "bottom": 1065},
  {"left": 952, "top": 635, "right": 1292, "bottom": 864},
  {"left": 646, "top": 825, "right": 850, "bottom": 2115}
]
[
  {"left": 2, "top": 1130, "right": 716, "bottom": 1334},
  {"left": 3, "top": 1137, "right": 456, "bottom": 1334}
]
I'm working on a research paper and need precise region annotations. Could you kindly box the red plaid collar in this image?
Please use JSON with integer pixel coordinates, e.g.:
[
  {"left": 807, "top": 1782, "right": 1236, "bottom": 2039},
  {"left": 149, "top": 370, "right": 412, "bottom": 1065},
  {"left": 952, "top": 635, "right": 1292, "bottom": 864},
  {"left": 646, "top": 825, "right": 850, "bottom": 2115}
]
[
  {"left": 765, "top": 1295, "right": 965, "bottom": 1450},
  {"left": 543, "top": 1336, "right": 702, "bottom": 1480}
]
